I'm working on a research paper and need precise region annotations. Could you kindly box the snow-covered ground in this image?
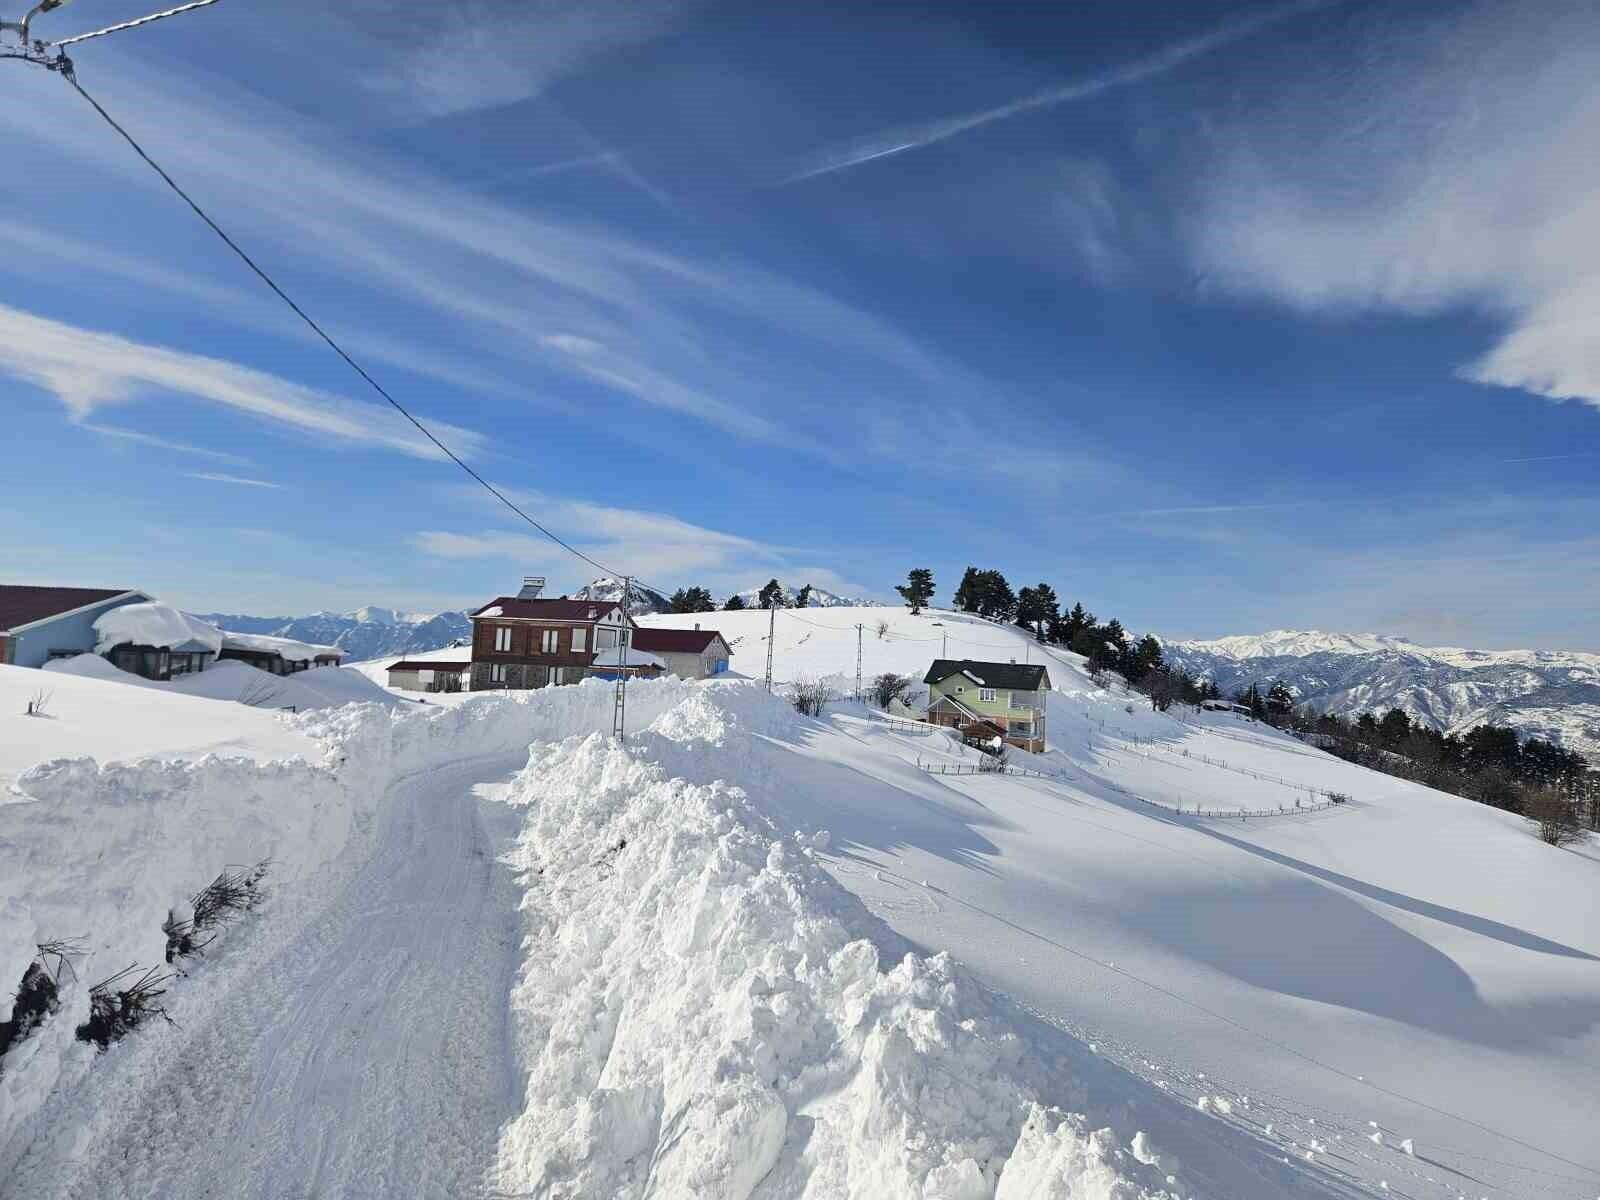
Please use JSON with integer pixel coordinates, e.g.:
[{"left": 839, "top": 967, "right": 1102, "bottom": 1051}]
[
  {"left": 0, "top": 662, "right": 317, "bottom": 795},
  {"left": 2, "top": 607, "right": 1596, "bottom": 1198}
]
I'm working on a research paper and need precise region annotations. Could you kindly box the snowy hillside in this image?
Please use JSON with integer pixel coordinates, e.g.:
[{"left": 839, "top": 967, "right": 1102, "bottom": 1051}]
[
  {"left": 193, "top": 607, "right": 471, "bottom": 661},
  {"left": 3, "top": 608, "right": 1597, "bottom": 1198},
  {"left": 1165, "top": 629, "right": 1600, "bottom": 762}
]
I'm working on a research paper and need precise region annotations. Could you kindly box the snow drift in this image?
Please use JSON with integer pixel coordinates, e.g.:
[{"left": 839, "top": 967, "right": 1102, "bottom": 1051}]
[
  {"left": 0, "top": 678, "right": 695, "bottom": 1150},
  {"left": 491, "top": 684, "right": 1175, "bottom": 1199}
]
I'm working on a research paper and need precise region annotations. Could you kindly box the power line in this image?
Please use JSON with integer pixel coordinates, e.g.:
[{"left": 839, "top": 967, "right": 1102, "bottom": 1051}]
[
  {"left": 51, "top": 0, "right": 219, "bottom": 46},
  {"left": 46, "top": 66, "right": 666, "bottom": 599}
]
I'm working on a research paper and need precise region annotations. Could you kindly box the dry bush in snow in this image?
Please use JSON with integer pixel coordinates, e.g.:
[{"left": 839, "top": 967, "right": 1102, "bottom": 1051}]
[
  {"left": 1525, "top": 788, "right": 1586, "bottom": 847},
  {"left": 789, "top": 676, "right": 832, "bottom": 717}
]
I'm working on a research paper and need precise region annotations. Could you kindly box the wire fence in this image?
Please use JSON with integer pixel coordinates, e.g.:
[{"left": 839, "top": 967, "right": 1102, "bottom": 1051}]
[{"left": 915, "top": 759, "right": 1054, "bottom": 780}]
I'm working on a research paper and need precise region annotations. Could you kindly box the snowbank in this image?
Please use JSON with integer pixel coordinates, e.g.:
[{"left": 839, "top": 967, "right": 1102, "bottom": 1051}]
[
  {"left": 0, "top": 662, "right": 314, "bottom": 795},
  {"left": 92, "top": 603, "right": 222, "bottom": 655},
  {"left": 491, "top": 685, "right": 1174, "bottom": 1198},
  {"left": 0, "top": 677, "right": 697, "bottom": 1148},
  {"left": 44, "top": 654, "right": 400, "bottom": 712}
]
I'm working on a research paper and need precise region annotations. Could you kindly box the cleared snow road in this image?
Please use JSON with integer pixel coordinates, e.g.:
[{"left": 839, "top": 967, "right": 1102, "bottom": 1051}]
[{"left": 4, "top": 756, "right": 526, "bottom": 1200}]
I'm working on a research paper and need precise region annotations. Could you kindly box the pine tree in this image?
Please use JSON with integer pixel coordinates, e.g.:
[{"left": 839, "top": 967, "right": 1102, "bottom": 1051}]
[
  {"left": 723, "top": 593, "right": 747, "bottom": 611},
  {"left": 896, "top": 568, "right": 935, "bottom": 615},
  {"left": 980, "top": 571, "right": 1016, "bottom": 621},
  {"left": 1014, "top": 586, "right": 1039, "bottom": 629},
  {"left": 670, "top": 586, "right": 717, "bottom": 614},
  {"left": 1031, "top": 583, "right": 1059, "bottom": 640},
  {"left": 1060, "top": 603, "right": 1092, "bottom": 645},
  {"left": 795, "top": 584, "right": 814, "bottom": 609},
  {"left": 1267, "top": 681, "right": 1297, "bottom": 722},
  {"left": 953, "top": 567, "right": 984, "bottom": 613},
  {"left": 757, "top": 579, "right": 786, "bottom": 610}
]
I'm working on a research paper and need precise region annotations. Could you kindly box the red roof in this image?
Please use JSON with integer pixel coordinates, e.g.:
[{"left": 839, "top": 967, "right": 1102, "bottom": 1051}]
[
  {"left": 471, "top": 597, "right": 627, "bottom": 622},
  {"left": 631, "top": 627, "right": 727, "bottom": 654},
  {"left": 0, "top": 585, "right": 143, "bottom": 632},
  {"left": 387, "top": 659, "right": 470, "bottom": 672}
]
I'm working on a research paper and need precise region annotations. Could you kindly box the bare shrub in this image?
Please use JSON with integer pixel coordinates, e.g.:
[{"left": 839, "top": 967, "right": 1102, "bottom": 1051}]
[
  {"left": 870, "top": 672, "right": 913, "bottom": 709},
  {"left": 790, "top": 676, "right": 832, "bottom": 717},
  {"left": 1525, "top": 788, "right": 1586, "bottom": 847},
  {"left": 0, "top": 941, "right": 80, "bottom": 1068},
  {"left": 166, "top": 861, "right": 271, "bottom": 962},
  {"left": 1327, "top": 791, "right": 1351, "bottom": 805},
  {"left": 76, "top": 964, "right": 174, "bottom": 1049},
  {"left": 25, "top": 689, "right": 52, "bottom": 717},
  {"left": 875, "top": 620, "right": 890, "bottom": 640}
]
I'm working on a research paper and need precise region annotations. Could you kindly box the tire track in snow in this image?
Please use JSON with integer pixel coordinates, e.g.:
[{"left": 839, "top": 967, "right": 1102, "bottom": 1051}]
[{"left": 6, "top": 755, "right": 527, "bottom": 1200}]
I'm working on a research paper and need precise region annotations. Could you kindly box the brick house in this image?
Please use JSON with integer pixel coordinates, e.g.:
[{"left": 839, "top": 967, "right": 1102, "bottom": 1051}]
[
  {"left": 922, "top": 659, "right": 1051, "bottom": 752},
  {"left": 467, "top": 580, "right": 660, "bottom": 691}
]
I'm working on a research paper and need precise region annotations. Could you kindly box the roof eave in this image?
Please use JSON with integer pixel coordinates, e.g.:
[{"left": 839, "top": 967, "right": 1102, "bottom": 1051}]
[{"left": 3, "top": 589, "right": 151, "bottom": 635}]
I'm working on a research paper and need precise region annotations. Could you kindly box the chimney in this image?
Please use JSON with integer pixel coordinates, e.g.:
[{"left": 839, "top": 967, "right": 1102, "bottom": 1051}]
[{"left": 517, "top": 576, "right": 545, "bottom": 600}]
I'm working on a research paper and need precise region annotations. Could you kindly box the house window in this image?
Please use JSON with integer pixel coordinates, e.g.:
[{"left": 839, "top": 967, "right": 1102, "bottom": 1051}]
[
  {"left": 490, "top": 663, "right": 508, "bottom": 684},
  {"left": 980, "top": 688, "right": 997, "bottom": 703},
  {"left": 571, "top": 627, "right": 587, "bottom": 653},
  {"left": 596, "top": 627, "right": 619, "bottom": 650},
  {"left": 493, "top": 626, "right": 512, "bottom": 652},
  {"left": 541, "top": 629, "right": 560, "bottom": 654}
]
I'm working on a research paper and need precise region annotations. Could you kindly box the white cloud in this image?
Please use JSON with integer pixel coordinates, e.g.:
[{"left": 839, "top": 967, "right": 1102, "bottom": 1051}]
[
  {"left": 413, "top": 492, "right": 828, "bottom": 593},
  {"left": 352, "top": 0, "right": 704, "bottom": 118},
  {"left": 1185, "top": 0, "right": 1600, "bottom": 413},
  {"left": 186, "top": 472, "right": 282, "bottom": 489},
  {"left": 0, "top": 303, "right": 486, "bottom": 460},
  {"left": 0, "top": 53, "right": 992, "bottom": 471}
]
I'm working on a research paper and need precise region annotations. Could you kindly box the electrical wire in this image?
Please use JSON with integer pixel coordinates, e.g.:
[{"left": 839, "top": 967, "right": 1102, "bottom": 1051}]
[
  {"left": 50, "top": 0, "right": 218, "bottom": 46},
  {"left": 54, "top": 69, "right": 668, "bottom": 600}
]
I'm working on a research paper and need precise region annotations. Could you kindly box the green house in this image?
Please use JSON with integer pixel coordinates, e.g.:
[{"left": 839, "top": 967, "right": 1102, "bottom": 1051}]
[{"left": 923, "top": 659, "right": 1051, "bottom": 752}]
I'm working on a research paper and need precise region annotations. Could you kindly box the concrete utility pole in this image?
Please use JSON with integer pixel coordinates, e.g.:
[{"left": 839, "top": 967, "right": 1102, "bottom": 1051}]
[
  {"left": 764, "top": 599, "right": 776, "bottom": 693},
  {"left": 611, "top": 576, "right": 630, "bottom": 740},
  {"left": 855, "top": 623, "right": 864, "bottom": 702}
]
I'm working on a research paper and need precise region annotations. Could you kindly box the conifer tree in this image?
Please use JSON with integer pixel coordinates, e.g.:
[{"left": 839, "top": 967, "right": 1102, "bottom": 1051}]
[
  {"left": 723, "top": 593, "right": 747, "bottom": 611},
  {"left": 896, "top": 568, "right": 935, "bottom": 615},
  {"left": 757, "top": 579, "right": 787, "bottom": 610}
]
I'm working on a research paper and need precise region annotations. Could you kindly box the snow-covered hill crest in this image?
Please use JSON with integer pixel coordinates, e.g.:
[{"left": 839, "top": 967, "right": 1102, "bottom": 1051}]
[{"left": 1164, "top": 629, "right": 1600, "bottom": 760}]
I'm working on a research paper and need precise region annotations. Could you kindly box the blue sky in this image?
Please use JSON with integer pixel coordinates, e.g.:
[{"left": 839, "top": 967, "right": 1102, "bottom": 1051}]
[{"left": 2, "top": 0, "right": 1597, "bottom": 648}]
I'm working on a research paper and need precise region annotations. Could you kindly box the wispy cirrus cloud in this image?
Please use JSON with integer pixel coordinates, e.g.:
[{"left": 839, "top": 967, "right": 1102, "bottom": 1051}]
[
  {"left": 0, "top": 303, "right": 485, "bottom": 461},
  {"left": 775, "top": 0, "right": 1333, "bottom": 185},
  {"left": 82, "top": 422, "right": 250, "bottom": 464},
  {"left": 186, "top": 472, "right": 281, "bottom": 489},
  {"left": 1185, "top": 0, "right": 1600, "bottom": 417}
]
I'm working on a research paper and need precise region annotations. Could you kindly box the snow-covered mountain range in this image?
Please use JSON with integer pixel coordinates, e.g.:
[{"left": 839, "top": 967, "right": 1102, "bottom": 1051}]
[
  {"left": 1162, "top": 629, "right": 1600, "bottom": 762},
  {"left": 192, "top": 607, "right": 471, "bottom": 662},
  {"left": 568, "top": 577, "right": 870, "bottom": 614}
]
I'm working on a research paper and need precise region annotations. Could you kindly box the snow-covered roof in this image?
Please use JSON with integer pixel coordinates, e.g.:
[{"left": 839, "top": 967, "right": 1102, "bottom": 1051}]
[
  {"left": 220, "top": 631, "right": 342, "bottom": 661},
  {"left": 94, "top": 603, "right": 224, "bottom": 655}
]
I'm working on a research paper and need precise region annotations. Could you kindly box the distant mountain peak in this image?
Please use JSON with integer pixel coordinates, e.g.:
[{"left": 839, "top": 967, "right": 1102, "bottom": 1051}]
[{"left": 569, "top": 578, "right": 670, "bottom": 616}]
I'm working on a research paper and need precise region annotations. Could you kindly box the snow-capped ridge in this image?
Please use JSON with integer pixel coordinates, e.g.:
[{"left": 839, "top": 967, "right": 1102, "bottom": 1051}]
[{"left": 1164, "top": 629, "right": 1600, "bottom": 761}]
